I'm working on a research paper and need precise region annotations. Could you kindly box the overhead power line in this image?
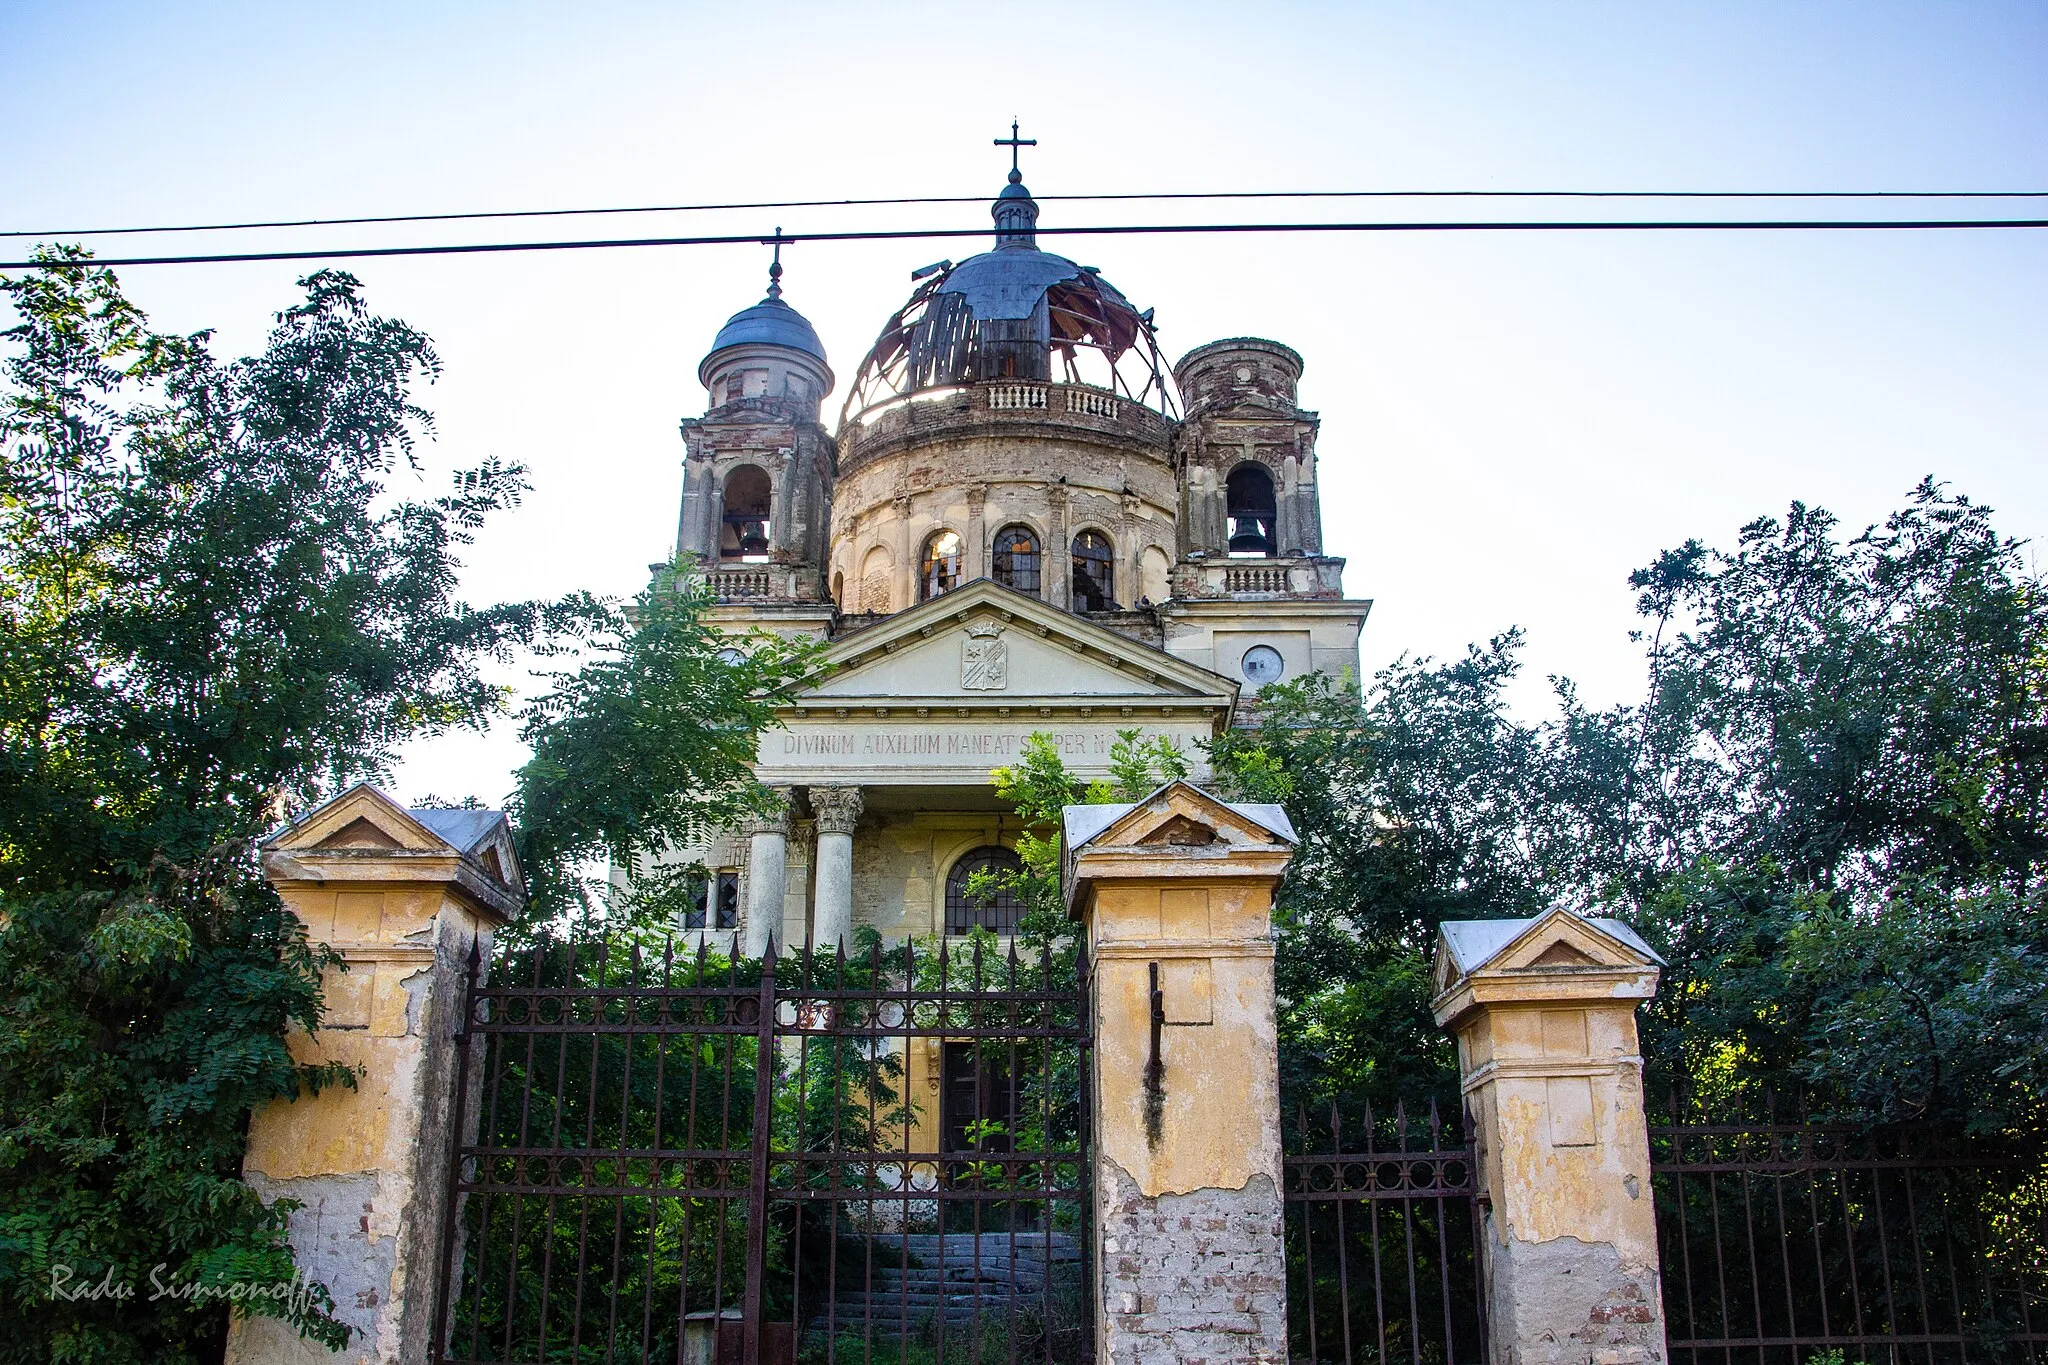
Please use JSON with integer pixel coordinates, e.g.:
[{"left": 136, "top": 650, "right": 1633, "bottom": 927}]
[
  {"left": 4, "top": 217, "right": 2045, "bottom": 271},
  {"left": 6, "top": 188, "right": 2048, "bottom": 241}
]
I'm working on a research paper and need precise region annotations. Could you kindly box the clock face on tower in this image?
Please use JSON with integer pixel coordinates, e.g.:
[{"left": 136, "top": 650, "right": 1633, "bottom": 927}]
[{"left": 1240, "top": 644, "right": 1285, "bottom": 686}]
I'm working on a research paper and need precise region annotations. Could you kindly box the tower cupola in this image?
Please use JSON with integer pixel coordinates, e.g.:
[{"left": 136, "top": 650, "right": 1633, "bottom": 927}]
[{"left": 696, "top": 237, "right": 834, "bottom": 420}]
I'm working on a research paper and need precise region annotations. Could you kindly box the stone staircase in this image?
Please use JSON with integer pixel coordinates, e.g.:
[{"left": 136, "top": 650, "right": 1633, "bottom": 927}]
[{"left": 808, "top": 1231, "right": 1082, "bottom": 1338}]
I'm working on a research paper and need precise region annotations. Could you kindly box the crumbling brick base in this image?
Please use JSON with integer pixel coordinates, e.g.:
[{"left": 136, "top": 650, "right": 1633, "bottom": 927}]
[
  {"left": 1485, "top": 1226, "right": 1667, "bottom": 1365},
  {"left": 1098, "top": 1162, "right": 1287, "bottom": 1365}
]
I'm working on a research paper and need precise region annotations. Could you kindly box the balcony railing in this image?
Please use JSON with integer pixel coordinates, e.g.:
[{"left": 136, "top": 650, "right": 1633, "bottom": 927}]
[
  {"left": 986, "top": 383, "right": 1047, "bottom": 411},
  {"left": 706, "top": 567, "right": 780, "bottom": 600},
  {"left": 1224, "top": 566, "right": 1291, "bottom": 593}
]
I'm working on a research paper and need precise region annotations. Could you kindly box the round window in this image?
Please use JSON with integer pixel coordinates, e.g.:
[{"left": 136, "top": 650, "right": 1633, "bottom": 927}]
[{"left": 1241, "top": 644, "right": 1285, "bottom": 685}]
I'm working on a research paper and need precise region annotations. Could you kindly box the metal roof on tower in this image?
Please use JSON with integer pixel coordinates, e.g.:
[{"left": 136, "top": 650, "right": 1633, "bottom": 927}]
[
  {"left": 706, "top": 297, "right": 828, "bottom": 364},
  {"left": 698, "top": 232, "right": 830, "bottom": 385}
]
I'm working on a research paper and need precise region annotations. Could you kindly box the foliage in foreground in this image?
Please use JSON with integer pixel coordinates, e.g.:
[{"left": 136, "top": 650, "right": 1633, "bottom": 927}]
[
  {"left": 1209, "top": 481, "right": 2048, "bottom": 1136},
  {"left": 510, "top": 562, "right": 826, "bottom": 936},
  {"left": 0, "top": 249, "right": 577, "bottom": 1360}
]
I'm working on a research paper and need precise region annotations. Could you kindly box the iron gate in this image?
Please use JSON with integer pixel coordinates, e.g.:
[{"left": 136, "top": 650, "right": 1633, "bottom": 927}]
[
  {"left": 1283, "top": 1099, "right": 1487, "bottom": 1365},
  {"left": 1651, "top": 1094, "right": 2048, "bottom": 1365},
  {"left": 430, "top": 934, "right": 1093, "bottom": 1365}
]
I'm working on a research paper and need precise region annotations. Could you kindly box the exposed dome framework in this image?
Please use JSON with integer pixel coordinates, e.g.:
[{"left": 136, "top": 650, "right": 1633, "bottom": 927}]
[{"left": 840, "top": 177, "right": 1177, "bottom": 424}]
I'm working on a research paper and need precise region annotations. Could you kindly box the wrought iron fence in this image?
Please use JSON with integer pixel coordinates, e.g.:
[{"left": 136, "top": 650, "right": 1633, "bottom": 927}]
[
  {"left": 430, "top": 934, "right": 1093, "bottom": 1365},
  {"left": 1283, "top": 1099, "right": 1487, "bottom": 1365},
  {"left": 1651, "top": 1094, "right": 2048, "bottom": 1365}
]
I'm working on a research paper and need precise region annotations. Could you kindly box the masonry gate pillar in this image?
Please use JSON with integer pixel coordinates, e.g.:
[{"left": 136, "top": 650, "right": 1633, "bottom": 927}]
[
  {"left": 226, "top": 785, "right": 523, "bottom": 1365},
  {"left": 1062, "top": 782, "right": 1297, "bottom": 1365},
  {"left": 1430, "top": 909, "right": 1669, "bottom": 1365}
]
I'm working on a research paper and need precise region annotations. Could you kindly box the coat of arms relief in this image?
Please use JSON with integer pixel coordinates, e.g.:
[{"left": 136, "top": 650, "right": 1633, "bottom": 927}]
[{"left": 961, "top": 621, "right": 1009, "bottom": 691}]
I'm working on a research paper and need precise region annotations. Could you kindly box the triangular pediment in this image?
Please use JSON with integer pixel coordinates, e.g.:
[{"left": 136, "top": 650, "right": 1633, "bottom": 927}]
[
  {"left": 800, "top": 579, "right": 1237, "bottom": 707},
  {"left": 1071, "top": 781, "right": 1296, "bottom": 853},
  {"left": 1431, "top": 907, "right": 1664, "bottom": 998},
  {"left": 317, "top": 816, "right": 403, "bottom": 850},
  {"left": 267, "top": 783, "right": 451, "bottom": 855}
]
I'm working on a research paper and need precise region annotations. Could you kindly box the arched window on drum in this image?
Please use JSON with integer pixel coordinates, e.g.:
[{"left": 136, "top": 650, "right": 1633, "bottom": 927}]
[
  {"left": 1070, "top": 530, "right": 1115, "bottom": 612},
  {"left": 945, "top": 846, "right": 1024, "bottom": 935},
  {"left": 921, "top": 529, "right": 964, "bottom": 602},
  {"left": 991, "top": 525, "right": 1041, "bottom": 595}
]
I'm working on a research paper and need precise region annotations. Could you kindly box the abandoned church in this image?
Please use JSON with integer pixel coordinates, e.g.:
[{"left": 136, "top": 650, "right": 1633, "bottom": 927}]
[{"left": 218, "top": 145, "right": 2031, "bottom": 1365}]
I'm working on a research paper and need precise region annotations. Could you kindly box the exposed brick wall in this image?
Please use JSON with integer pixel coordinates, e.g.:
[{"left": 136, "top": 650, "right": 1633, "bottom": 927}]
[{"left": 1098, "top": 1164, "right": 1288, "bottom": 1365}]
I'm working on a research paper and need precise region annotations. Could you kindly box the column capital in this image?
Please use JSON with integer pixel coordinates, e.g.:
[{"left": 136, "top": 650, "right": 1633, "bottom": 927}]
[
  {"left": 811, "top": 785, "right": 864, "bottom": 837},
  {"left": 740, "top": 788, "right": 792, "bottom": 839}
]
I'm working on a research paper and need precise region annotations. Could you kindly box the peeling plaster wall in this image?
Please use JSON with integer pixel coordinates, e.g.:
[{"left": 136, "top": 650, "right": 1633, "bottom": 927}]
[
  {"left": 1069, "top": 810, "right": 1295, "bottom": 1365},
  {"left": 228, "top": 883, "right": 493, "bottom": 1365},
  {"left": 1456, "top": 999, "right": 1668, "bottom": 1365},
  {"left": 1483, "top": 1232, "right": 1663, "bottom": 1365}
]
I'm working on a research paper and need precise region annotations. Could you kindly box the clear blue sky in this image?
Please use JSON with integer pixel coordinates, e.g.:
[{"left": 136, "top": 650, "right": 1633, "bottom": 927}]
[{"left": 4, "top": 1, "right": 2044, "bottom": 807}]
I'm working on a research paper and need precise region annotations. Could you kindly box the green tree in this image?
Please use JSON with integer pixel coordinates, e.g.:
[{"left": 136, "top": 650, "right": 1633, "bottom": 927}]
[
  {"left": 510, "top": 563, "right": 826, "bottom": 934},
  {"left": 1210, "top": 481, "right": 2048, "bottom": 1134},
  {"left": 1209, "top": 647, "right": 1577, "bottom": 1114},
  {"left": 0, "top": 249, "right": 573, "bottom": 1361},
  {"left": 1622, "top": 485, "right": 2048, "bottom": 1128}
]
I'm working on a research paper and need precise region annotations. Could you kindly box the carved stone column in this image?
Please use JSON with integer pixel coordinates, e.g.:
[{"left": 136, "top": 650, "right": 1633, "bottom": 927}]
[
  {"left": 966, "top": 483, "right": 989, "bottom": 582},
  {"left": 810, "top": 786, "right": 863, "bottom": 949},
  {"left": 741, "top": 791, "right": 792, "bottom": 958},
  {"left": 1048, "top": 482, "right": 1072, "bottom": 611},
  {"left": 677, "top": 456, "right": 719, "bottom": 562}
]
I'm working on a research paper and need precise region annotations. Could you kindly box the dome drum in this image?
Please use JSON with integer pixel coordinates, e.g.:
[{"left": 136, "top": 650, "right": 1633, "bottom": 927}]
[{"left": 837, "top": 376, "right": 1173, "bottom": 477}]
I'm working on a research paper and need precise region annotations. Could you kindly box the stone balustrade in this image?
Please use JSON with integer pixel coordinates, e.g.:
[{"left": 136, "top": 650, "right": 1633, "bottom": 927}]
[{"left": 839, "top": 379, "right": 1169, "bottom": 474}]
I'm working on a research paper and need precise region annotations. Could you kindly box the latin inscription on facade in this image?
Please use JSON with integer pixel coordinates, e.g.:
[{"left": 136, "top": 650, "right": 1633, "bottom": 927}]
[{"left": 761, "top": 722, "right": 1212, "bottom": 779}]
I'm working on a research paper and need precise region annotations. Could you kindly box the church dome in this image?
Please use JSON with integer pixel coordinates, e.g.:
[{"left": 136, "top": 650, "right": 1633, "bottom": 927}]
[
  {"left": 700, "top": 296, "right": 828, "bottom": 380},
  {"left": 696, "top": 249, "right": 834, "bottom": 410},
  {"left": 840, "top": 174, "right": 1175, "bottom": 421}
]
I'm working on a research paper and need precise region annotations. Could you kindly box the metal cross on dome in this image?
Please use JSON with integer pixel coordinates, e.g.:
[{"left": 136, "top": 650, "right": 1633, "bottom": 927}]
[{"left": 994, "top": 119, "right": 1037, "bottom": 178}]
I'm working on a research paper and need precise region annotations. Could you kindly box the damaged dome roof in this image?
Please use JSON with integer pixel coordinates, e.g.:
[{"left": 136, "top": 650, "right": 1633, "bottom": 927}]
[{"left": 840, "top": 173, "right": 1173, "bottom": 422}]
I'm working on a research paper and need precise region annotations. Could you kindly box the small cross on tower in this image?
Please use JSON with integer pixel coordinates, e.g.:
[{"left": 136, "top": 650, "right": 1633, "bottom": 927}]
[{"left": 994, "top": 119, "right": 1037, "bottom": 181}]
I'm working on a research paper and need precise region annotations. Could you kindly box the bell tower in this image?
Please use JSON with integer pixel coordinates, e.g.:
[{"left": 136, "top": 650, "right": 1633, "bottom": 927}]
[
  {"left": 1157, "top": 337, "right": 1368, "bottom": 703},
  {"left": 676, "top": 240, "right": 837, "bottom": 610}
]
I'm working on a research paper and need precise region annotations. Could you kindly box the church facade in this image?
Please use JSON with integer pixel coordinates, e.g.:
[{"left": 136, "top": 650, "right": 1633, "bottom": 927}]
[{"left": 651, "top": 160, "right": 1370, "bottom": 983}]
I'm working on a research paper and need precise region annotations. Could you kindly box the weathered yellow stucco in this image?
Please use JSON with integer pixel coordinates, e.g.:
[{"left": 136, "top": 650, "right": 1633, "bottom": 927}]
[
  {"left": 1432, "top": 909, "right": 1668, "bottom": 1365},
  {"left": 225, "top": 787, "right": 522, "bottom": 1365},
  {"left": 1066, "top": 783, "right": 1296, "bottom": 1364},
  {"left": 1090, "top": 882, "right": 1281, "bottom": 1198}
]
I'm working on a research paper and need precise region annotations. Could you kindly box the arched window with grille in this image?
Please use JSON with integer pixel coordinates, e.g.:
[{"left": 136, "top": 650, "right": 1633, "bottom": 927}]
[
  {"left": 1071, "top": 530, "right": 1116, "bottom": 612},
  {"left": 945, "top": 846, "right": 1024, "bottom": 935},
  {"left": 991, "top": 525, "right": 1041, "bottom": 595},
  {"left": 921, "top": 529, "right": 963, "bottom": 601},
  {"left": 1226, "top": 464, "right": 1278, "bottom": 557}
]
